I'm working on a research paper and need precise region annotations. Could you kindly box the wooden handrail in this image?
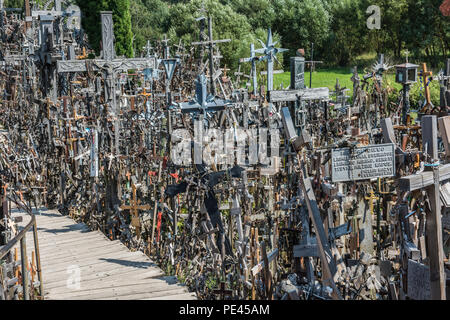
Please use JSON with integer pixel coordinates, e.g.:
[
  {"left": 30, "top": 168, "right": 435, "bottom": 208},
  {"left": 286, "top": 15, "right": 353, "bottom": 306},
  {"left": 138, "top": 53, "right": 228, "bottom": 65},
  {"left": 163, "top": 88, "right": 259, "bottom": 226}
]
[{"left": 0, "top": 191, "right": 44, "bottom": 299}]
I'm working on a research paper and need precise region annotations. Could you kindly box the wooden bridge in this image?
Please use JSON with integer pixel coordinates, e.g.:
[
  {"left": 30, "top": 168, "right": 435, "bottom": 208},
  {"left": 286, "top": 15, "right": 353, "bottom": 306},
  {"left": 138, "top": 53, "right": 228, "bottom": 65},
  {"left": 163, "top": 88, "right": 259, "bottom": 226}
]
[{"left": 13, "top": 207, "right": 196, "bottom": 300}]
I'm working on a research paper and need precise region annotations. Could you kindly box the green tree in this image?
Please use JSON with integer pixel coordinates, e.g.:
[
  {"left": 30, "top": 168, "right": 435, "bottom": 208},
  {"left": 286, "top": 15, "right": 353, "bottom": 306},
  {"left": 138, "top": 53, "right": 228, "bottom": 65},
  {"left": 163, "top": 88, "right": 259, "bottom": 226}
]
[
  {"left": 167, "top": 0, "right": 260, "bottom": 70},
  {"left": 324, "top": 0, "right": 367, "bottom": 65},
  {"left": 130, "top": 0, "right": 170, "bottom": 56},
  {"left": 272, "top": 0, "right": 331, "bottom": 68},
  {"left": 76, "top": 0, "right": 133, "bottom": 57},
  {"left": 3, "top": 0, "right": 23, "bottom": 8}
]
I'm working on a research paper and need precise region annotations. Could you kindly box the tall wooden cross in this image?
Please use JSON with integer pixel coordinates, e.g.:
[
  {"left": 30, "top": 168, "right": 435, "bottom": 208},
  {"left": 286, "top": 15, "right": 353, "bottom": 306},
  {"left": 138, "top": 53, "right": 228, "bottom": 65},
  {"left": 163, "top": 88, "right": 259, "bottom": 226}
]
[
  {"left": 420, "top": 63, "right": 434, "bottom": 113},
  {"left": 57, "top": 12, "right": 157, "bottom": 155},
  {"left": 398, "top": 115, "right": 447, "bottom": 300},
  {"left": 192, "top": 16, "right": 230, "bottom": 96},
  {"left": 120, "top": 184, "right": 150, "bottom": 238}
]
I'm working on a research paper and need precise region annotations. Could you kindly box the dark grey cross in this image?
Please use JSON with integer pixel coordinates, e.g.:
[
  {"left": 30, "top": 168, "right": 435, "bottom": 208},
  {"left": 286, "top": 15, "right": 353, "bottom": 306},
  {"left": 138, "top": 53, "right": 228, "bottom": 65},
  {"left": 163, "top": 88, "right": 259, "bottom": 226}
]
[
  {"left": 57, "top": 12, "right": 157, "bottom": 155},
  {"left": 192, "top": 17, "right": 230, "bottom": 96},
  {"left": 305, "top": 42, "right": 323, "bottom": 88},
  {"left": 173, "top": 74, "right": 231, "bottom": 116}
]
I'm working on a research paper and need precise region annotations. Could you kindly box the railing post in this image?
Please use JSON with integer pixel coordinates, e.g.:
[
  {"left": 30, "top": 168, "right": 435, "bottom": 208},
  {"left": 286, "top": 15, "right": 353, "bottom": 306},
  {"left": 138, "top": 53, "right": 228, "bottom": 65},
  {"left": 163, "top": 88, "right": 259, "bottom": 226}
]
[
  {"left": 33, "top": 221, "right": 44, "bottom": 298},
  {"left": 20, "top": 235, "right": 30, "bottom": 300}
]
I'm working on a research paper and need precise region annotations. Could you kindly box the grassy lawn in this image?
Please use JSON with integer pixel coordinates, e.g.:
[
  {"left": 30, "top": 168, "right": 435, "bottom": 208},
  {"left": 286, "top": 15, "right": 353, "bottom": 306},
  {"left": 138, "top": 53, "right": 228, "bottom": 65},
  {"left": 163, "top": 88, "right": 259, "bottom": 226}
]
[
  {"left": 273, "top": 66, "right": 403, "bottom": 98},
  {"left": 274, "top": 67, "right": 355, "bottom": 93}
]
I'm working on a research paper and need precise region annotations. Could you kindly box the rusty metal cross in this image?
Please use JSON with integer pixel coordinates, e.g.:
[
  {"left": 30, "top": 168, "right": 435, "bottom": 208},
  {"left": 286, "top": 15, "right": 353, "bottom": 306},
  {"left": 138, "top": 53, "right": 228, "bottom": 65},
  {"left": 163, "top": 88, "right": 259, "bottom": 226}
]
[{"left": 120, "top": 184, "right": 150, "bottom": 237}]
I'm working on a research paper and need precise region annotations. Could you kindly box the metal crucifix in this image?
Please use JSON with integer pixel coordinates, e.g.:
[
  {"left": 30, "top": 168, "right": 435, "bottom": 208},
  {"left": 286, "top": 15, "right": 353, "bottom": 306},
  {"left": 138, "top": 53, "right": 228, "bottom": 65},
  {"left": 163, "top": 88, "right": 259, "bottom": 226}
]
[
  {"left": 57, "top": 12, "right": 157, "bottom": 156},
  {"left": 192, "top": 16, "right": 230, "bottom": 96}
]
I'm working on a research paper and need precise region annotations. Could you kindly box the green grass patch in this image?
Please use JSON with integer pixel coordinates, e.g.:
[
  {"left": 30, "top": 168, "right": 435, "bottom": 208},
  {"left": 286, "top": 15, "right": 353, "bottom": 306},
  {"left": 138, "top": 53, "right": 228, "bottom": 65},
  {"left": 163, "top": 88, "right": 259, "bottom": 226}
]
[
  {"left": 273, "top": 66, "right": 439, "bottom": 110},
  {"left": 274, "top": 67, "right": 355, "bottom": 93}
]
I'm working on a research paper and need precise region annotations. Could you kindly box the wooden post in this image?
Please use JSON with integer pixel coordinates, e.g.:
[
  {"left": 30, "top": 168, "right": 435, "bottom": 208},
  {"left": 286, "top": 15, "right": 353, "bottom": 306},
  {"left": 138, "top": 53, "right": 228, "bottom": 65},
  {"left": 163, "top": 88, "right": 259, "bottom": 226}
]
[
  {"left": 299, "top": 167, "right": 342, "bottom": 300},
  {"left": 420, "top": 63, "right": 433, "bottom": 112},
  {"left": 20, "top": 235, "right": 29, "bottom": 300},
  {"left": 359, "top": 192, "right": 374, "bottom": 261},
  {"left": 427, "top": 165, "right": 446, "bottom": 300},
  {"left": 422, "top": 115, "right": 446, "bottom": 300},
  {"left": 33, "top": 221, "right": 44, "bottom": 298}
]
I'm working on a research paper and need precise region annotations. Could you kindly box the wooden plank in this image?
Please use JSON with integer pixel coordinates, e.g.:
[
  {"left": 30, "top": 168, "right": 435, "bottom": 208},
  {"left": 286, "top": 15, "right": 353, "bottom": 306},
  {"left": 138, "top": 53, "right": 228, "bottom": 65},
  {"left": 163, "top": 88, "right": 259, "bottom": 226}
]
[
  {"left": 293, "top": 244, "right": 319, "bottom": 257},
  {"left": 251, "top": 248, "right": 278, "bottom": 276},
  {"left": 48, "top": 283, "right": 187, "bottom": 300},
  {"left": 14, "top": 206, "right": 192, "bottom": 300},
  {"left": 269, "top": 87, "right": 329, "bottom": 102},
  {"left": 94, "top": 287, "right": 190, "bottom": 300},
  {"left": 398, "top": 163, "right": 450, "bottom": 191},
  {"left": 300, "top": 174, "right": 342, "bottom": 300},
  {"left": 43, "top": 251, "right": 146, "bottom": 274},
  {"left": 38, "top": 241, "right": 127, "bottom": 260},
  {"left": 48, "top": 278, "right": 180, "bottom": 297},
  {"left": 142, "top": 292, "right": 197, "bottom": 300},
  {"left": 43, "top": 255, "right": 160, "bottom": 284},
  {"left": 38, "top": 244, "right": 133, "bottom": 265},
  {"left": 37, "top": 239, "right": 127, "bottom": 254},
  {"left": 45, "top": 268, "right": 164, "bottom": 291},
  {"left": 438, "top": 116, "right": 450, "bottom": 158},
  {"left": 48, "top": 275, "right": 177, "bottom": 294},
  {"left": 30, "top": 233, "right": 104, "bottom": 249}
]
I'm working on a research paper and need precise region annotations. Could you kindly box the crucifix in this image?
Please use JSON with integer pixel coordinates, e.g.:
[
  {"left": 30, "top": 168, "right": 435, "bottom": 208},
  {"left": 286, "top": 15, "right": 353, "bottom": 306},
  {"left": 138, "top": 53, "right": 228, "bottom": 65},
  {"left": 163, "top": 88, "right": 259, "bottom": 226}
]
[
  {"left": 120, "top": 183, "right": 150, "bottom": 239},
  {"left": 57, "top": 12, "right": 157, "bottom": 156},
  {"left": 142, "top": 40, "right": 153, "bottom": 58},
  {"left": 192, "top": 16, "right": 230, "bottom": 96},
  {"left": 398, "top": 115, "right": 446, "bottom": 299}
]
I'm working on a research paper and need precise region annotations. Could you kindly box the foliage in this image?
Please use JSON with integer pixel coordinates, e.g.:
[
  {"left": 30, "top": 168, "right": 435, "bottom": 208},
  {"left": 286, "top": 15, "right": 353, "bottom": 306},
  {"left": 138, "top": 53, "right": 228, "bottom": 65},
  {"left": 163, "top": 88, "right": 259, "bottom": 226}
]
[
  {"left": 76, "top": 0, "right": 133, "bottom": 57},
  {"left": 3, "top": 0, "right": 449, "bottom": 69},
  {"left": 4, "top": 0, "right": 23, "bottom": 8}
]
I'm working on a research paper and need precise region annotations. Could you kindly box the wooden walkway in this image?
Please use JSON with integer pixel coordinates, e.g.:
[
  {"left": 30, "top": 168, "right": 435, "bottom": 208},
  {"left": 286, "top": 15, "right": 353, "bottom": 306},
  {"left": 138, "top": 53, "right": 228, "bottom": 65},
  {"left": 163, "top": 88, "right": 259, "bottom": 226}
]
[{"left": 13, "top": 207, "right": 196, "bottom": 300}]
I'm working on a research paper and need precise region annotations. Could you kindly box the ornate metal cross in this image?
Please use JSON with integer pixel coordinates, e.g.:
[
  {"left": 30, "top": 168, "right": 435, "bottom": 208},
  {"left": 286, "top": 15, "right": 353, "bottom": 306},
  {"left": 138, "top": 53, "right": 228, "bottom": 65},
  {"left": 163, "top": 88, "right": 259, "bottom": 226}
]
[
  {"left": 240, "top": 43, "right": 260, "bottom": 96},
  {"left": 174, "top": 74, "right": 231, "bottom": 116},
  {"left": 255, "top": 28, "right": 287, "bottom": 92}
]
